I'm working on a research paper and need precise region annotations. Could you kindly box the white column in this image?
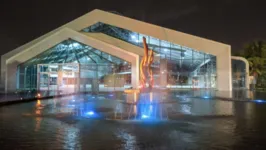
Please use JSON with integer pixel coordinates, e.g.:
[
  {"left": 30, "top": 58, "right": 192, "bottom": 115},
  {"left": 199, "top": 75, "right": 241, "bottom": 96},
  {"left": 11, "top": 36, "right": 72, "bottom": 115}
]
[
  {"left": 131, "top": 56, "right": 139, "bottom": 89},
  {"left": 216, "top": 49, "right": 232, "bottom": 98},
  {"left": 6, "top": 62, "right": 19, "bottom": 92}
]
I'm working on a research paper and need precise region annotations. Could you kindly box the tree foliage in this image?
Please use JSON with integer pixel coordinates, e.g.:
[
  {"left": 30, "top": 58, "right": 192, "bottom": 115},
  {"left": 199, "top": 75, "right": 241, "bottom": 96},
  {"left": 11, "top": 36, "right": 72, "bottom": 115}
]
[
  {"left": 244, "top": 40, "right": 266, "bottom": 58},
  {"left": 248, "top": 57, "right": 264, "bottom": 77},
  {"left": 242, "top": 40, "right": 266, "bottom": 87}
]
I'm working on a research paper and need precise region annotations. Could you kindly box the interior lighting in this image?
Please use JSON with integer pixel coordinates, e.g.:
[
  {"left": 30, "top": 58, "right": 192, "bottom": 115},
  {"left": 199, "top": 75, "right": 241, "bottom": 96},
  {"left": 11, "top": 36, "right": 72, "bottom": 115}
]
[
  {"left": 131, "top": 35, "right": 136, "bottom": 39},
  {"left": 72, "top": 43, "right": 79, "bottom": 47}
]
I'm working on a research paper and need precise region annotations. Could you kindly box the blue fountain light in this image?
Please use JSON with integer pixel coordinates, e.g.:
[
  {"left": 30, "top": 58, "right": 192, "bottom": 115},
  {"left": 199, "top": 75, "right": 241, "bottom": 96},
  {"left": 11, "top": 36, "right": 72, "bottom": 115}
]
[
  {"left": 86, "top": 111, "right": 95, "bottom": 116},
  {"left": 83, "top": 110, "right": 101, "bottom": 119},
  {"left": 141, "top": 115, "right": 149, "bottom": 119},
  {"left": 72, "top": 100, "right": 75, "bottom": 102},
  {"left": 203, "top": 96, "right": 210, "bottom": 99},
  {"left": 254, "top": 100, "right": 266, "bottom": 103}
]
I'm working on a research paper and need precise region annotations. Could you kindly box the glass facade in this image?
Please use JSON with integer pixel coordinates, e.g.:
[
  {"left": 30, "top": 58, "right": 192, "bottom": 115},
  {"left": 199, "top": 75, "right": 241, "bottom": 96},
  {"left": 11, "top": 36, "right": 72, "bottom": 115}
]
[
  {"left": 17, "top": 39, "right": 131, "bottom": 93},
  {"left": 83, "top": 22, "right": 217, "bottom": 89},
  {"left": 231, "top": 59, "right": 247, "bottom": 89},
  {"left": 16, "top": 22, "right": 218, "bottom": 93}
]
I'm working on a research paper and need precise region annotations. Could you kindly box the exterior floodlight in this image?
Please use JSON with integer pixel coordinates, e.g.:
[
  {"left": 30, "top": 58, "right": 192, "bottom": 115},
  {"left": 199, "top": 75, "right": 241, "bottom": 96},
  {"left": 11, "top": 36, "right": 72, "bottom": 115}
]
[{"left": 37, "top": 93, "right": 41, "bottom": 98}]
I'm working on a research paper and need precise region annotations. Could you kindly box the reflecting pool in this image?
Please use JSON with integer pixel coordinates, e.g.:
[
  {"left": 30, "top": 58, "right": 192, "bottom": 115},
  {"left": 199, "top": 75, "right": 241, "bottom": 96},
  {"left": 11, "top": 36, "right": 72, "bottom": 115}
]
[{"left": 1, "top": 93, "right": 266, "bottom": 149}]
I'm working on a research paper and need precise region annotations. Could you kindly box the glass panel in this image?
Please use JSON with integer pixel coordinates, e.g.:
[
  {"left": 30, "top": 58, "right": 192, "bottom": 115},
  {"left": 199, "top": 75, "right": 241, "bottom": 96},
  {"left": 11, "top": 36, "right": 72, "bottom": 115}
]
[
  {"left": 17, "top": 39, "right": 131, "bottom": 92},
  {"left": 82, "top": 22, "right": 217, "bottom": 89},
  {"left": 161, "top": 40, "right": 170, "bottom": 59},
  {"left": 231, "top": 59, "right": 247, "bottom": 89}
]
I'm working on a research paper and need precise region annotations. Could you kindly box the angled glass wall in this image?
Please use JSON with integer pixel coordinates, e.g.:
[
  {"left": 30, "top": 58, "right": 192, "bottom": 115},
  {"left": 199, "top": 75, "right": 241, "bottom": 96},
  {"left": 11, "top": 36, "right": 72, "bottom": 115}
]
[
  {"left": 17, "top": 39, "right": 131, "bottom": 94},
  {"left": 82, "top": 23, "right": 217, "bottom": 89}
]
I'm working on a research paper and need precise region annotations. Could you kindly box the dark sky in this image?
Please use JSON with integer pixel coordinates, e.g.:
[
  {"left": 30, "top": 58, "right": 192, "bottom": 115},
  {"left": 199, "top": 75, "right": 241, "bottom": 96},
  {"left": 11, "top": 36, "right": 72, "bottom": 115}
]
[{"left": 1, "top": 0, "right": 266, "bottom": 56}]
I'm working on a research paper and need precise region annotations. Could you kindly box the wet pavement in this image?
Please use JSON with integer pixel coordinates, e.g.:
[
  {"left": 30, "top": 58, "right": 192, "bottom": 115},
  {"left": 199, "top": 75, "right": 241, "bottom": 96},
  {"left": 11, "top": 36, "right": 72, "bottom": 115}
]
[{"left": 1, "top": 93, "right": 266, "bottom": 149}]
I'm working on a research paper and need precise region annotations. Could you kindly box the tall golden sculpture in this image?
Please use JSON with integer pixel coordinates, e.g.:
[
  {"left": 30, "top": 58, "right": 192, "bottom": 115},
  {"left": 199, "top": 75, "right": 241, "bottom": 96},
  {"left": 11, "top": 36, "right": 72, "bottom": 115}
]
[{"left": 140, "top": 37, "right": 154, "bottom": 90}]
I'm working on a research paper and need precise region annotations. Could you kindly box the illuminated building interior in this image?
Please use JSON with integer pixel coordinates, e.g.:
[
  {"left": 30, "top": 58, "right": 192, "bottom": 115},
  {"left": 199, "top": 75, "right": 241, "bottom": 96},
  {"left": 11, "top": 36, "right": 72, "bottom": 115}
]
[
  {"left": 83, "top": 22, "right": 217, "bottom": 89},
  {"left": 1, "top": 9, "right": 240, "bottom": 94},
  {"left": 16, "top": 26, "right": 217, "bottom": 93},
  {"left": 17, "top": 39, "right": 131, "bottom": 93}
]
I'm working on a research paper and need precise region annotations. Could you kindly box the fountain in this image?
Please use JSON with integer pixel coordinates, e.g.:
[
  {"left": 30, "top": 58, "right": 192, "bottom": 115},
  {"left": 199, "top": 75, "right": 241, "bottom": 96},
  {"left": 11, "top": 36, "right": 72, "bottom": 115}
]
[
  {"left": 64, "top": 38, "right": 172, "bottom": 121},
  {"left": 123, "top": 37, "right": 170, "bottom": 121}
]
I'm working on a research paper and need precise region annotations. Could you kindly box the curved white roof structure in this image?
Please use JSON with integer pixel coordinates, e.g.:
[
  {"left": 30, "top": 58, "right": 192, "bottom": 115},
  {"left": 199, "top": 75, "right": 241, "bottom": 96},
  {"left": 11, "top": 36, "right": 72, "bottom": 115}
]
[{"left": 1, "top": 9, "right": 232, "bottom": 93}]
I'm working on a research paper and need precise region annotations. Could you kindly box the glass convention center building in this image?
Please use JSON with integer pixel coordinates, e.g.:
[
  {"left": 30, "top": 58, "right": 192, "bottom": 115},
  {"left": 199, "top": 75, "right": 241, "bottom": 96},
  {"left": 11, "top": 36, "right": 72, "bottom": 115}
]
[{"left": 1, "top": 9, "right": 249, "bottom": 97}]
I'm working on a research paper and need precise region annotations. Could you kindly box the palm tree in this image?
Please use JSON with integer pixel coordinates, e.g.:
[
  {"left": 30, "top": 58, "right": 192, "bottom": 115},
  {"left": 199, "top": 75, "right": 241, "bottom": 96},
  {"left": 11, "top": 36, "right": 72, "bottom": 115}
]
[
  {"left": 241, "top": 40, "right": 266, "bottom": 88},
  {"left": 248, "top": 57, "right": 264, "bottom": 85}
]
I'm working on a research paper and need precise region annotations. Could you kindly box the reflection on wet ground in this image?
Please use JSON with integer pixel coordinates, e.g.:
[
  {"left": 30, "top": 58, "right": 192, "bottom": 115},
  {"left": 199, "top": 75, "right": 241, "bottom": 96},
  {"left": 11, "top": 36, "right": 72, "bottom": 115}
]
[{"left": 1, "top": 93, "right": 266, "bottom": 149}]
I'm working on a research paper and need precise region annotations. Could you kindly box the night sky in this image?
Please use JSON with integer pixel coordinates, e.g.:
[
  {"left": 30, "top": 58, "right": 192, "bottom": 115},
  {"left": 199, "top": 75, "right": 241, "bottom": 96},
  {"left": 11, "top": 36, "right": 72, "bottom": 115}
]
[{"left": 1, "top": 0, "right": 266, "bottom": 56}]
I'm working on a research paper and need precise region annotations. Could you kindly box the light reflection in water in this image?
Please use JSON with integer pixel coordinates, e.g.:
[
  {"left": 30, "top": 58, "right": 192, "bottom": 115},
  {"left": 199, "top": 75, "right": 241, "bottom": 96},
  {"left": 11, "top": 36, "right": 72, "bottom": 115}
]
[
  {"left": 64, "top": 127, "right": 80, "bottom": 149},
  {"left": 34, "top": 100, "right": 43, "bottom": 132},
  {"left": 35, "top": 117, "right": 42, "bottom": 132},
  {"left": 52, "top": 119, "right": 81, "bottom": 149},
  {"left": 115, "top": 129, "right": 136, "bottom": 150},
  {"left": 53, "top": 93, "right": 236, "bottom": 122},
  {"left": 36, "top": 100, "right": 41, "bottom": 106},
  {"left": 180, "top": 104, "right": 192, "bottom": 114},
  {"left": 214, "top": 101, "right": 233, "bottom": 115},
  {"left": 2, "top": 92, "right": 266, "bottom": 149},
  {"left": 35, "top": 110, "right": 41, "bottom": 115}
]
